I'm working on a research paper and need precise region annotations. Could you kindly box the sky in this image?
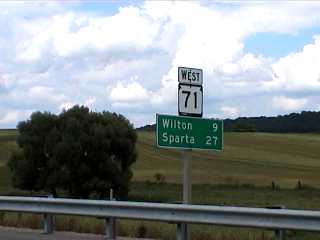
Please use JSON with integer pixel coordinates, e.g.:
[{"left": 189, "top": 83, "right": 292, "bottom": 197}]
[{"left": 1, "top": 1, "right": 320, "bottom": 128}]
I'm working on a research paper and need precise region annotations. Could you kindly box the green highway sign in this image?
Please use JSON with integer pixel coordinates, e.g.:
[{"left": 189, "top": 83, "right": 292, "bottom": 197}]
[{"left": 156, "top": 114, "right": 223, "bottom": 151}]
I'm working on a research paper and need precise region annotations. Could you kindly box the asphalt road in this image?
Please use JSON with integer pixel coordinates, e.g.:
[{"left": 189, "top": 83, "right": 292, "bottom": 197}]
[{"left": 0, "top": 226, "right": 152, "bottom": 240}]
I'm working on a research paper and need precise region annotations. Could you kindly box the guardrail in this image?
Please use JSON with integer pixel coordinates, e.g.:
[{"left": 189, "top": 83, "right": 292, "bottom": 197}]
[{"left": 0, "top": 196, "right": 320, "bottom": 240}]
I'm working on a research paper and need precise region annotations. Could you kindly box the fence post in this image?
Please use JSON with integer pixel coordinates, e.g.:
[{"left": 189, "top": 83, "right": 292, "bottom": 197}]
[
  {"left": 105, "top": 189, "right": 116, "bottom": 240},
  {"left": 43, "top": 195, "right": 54, "bottom": 234}
]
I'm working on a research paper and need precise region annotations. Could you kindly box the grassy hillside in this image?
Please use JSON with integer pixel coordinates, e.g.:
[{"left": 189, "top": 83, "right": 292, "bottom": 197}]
[
  {"left": 0, "top": 130, "right": 17, "bottom": 192},
  {"left": 134, "top": 131, "right": 320, "bottom": 188},
  {"left": 0, "top": 130, "right": 17, "bottom": 164},
  {"left": 1, "top": 130, "right": 320, "bottom": 190}
]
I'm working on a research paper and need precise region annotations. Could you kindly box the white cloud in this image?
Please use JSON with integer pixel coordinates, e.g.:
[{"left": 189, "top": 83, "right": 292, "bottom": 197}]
[
  {"left": 272, "top": 96, "right": 308, "bottom": 111},
  {"left": 28, "top": 86, "right": 58, "bottom": 99},
  {"left": 0, "top": 74, "right": 8, "bottom": 92},
  {"left": 221, "top": 106, "right": 241, "bottom": 118},
  {"left": 18, "top": 7, "right": 161, "bottom": 60},
  {"left": 58, "top": 96, "right": 96, "bottom": 111},
  {"left": 0, "top": 111, "right": 19, "bottom": 125},
  {"left": 24, "top": 86, "right": 65, "bottom": 106},
  {"left": 270, "top": 35, "right": 320, "bottom": 91},
  {"left": 1, "top": 2, "right": 320, "bottom": 127},
  {"left": 0, "top": 110, "right": 33, "bottom": 126},
  {"left": 59, "top": 101, "right": 76, "bottom": 111},
  {"left": 84, "top": 96, "right": 96, "bottom": 107},
  {"left": 110, "top": 82, "right": 150, "bottom": 103}
]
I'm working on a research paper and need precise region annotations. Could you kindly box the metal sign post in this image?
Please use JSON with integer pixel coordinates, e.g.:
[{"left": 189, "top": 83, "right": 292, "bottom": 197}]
[
  {"left": 180, "top": 149, "right": 191, "bottom": 240},
  {"left": 182, "top": 149, "right": 191, "bottom": 204},
  {"left": 178, "top": 66, "right": 203, "bottom": 240}
]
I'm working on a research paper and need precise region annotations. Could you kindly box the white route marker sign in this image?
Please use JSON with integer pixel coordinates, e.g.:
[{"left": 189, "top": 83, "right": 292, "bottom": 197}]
[
  {"left": 178, "top": 84, "right": 203, "bottom": 117},
  {"left": 178, "top": 67, "right": 203, "bottom": 85},
  {"left": 178, "top": 67, "right": 203, "bottom": 117}
]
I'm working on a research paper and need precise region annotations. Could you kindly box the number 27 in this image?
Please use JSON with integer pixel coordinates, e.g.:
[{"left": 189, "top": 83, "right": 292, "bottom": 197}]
[{"left": 206, "top": 136, "right": 218, "bottom": 145}]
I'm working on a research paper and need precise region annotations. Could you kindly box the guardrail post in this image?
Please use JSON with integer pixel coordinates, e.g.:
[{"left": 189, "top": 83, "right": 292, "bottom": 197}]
[
  {"left": 177, "top": 222, "right": 188, "bottom": 240},
  {"left": 275, "top": 228, "right": 284, "bottom": 240},
  {"left": 43, "top": 195, "right": 53, "bottom": 234},
  {"left": 275, "top": 205, "right": 285, "bottom": 240},
  {"left": 105, "top": 189, "right": 116, "bottom": 240},
  {"left": 268, "top": 205, "right": 285, "bottom": 240},
  {"left": 105, "top": 217, "right": 116, "bottom": 240}
]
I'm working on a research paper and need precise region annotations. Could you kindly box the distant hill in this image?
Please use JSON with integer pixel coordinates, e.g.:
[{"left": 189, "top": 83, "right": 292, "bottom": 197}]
[
  {"left": 224, "top": 111, "right": 320, "bottom": 133},
  {"left": 136, "top": 124, "right": 155, "bottom": 131},
  {"left": 137, "top": 111, "right": 320, "bottom": 133}
]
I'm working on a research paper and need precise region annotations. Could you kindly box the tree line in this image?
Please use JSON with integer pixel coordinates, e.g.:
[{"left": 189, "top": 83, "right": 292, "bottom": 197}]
[
  {"left": 224, "top": 111, "right": 320, "bottom": 133},
  {"left": 137, "top": 111, "right": 320, "bottom": 133}
]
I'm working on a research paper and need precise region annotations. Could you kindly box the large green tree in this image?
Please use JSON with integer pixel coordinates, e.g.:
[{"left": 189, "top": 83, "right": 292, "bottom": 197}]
[{"left": 8, "top": 106, "right": 137, "bottom": 199}]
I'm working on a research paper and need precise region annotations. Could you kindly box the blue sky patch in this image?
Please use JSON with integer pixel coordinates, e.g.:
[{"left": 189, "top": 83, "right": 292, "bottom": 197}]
[
  {"left": 70, "top": 1, "right": 143, "bottom": 16},
  {"left": 244, "top": 27, "right": 320, "bottom": 59}
]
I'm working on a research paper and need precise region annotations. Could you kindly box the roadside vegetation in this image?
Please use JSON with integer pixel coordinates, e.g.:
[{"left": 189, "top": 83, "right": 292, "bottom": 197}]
[
  {"left": 8, "top": 106, "right": 137, "bottom": 199},
  {"left": 1, "top": 129, "right": 320, "bottom": 239}
]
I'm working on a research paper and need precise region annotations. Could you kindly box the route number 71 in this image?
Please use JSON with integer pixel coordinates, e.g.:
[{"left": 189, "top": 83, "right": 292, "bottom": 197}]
[{"left": 178, "top": 84, "right": 203, "bottom": 117}]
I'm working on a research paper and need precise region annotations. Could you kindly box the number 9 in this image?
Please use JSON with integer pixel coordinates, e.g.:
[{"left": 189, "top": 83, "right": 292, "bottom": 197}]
[{"left": 212, "top": 123, "right": 218, "bottom": 132}]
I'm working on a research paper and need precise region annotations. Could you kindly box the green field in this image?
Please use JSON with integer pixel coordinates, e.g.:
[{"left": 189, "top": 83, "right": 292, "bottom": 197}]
[
  {"left": 1, "top": 129, "right": 320, "bottom": 239},
  {"left": 134, "top": 131, "right": 320, "bottom": 188},
  {"left": 1, "top": 130, "right": 320, "bottom": 197},
  {"left": 0, "top": 130, "right": 17, "bottom": 193}
]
